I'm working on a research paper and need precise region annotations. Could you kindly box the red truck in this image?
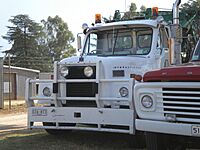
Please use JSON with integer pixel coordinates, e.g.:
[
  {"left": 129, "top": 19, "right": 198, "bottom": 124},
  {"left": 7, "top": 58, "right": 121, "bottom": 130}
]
[{"left": 134, "top": 39, "right": 200, "bottom": 149}]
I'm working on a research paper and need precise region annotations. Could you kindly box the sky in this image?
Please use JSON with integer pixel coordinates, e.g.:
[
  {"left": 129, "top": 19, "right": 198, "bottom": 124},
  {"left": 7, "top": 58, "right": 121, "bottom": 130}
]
[{"left": 0, "top": 0, "right": 188, "bottom": 55}]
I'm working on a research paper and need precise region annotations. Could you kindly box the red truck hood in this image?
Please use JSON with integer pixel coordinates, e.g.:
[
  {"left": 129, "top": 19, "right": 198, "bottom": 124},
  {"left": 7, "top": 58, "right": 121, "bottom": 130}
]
[{"left": 143, "top": 62, "right": 200, "bottom": 82}]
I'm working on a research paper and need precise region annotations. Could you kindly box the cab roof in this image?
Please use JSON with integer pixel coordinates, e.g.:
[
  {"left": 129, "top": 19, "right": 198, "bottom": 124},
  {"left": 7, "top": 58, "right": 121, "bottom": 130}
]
[{"left": 89, "top": 17, "right": 165, "bottom": 31}]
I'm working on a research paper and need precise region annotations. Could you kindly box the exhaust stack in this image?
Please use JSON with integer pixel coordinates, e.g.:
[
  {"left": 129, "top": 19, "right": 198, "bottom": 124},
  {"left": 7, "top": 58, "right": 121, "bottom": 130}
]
[
  {"left": 173, "top": 0, "right": 181, "bottom": 24},
  {"left": 170, "top": 0, "right": 182, "bottom": 65}
]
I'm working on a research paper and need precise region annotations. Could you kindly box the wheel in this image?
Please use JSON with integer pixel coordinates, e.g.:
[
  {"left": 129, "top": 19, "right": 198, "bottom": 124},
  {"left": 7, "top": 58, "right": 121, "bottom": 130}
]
[
  {"left": 146, "top": 132, "right": 187, "bottom": 150},
  {"left": 145, "top": 132, "right": 167, "bottom": 150},
  {"left": 43, "top": 122, "right": 76, "bottom": 135}
]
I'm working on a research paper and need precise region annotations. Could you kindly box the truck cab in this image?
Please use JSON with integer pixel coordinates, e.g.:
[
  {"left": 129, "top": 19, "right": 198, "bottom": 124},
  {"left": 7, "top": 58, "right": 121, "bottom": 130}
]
[
  {"left": 134, "top": 39, "right": 200, "bottom": 149},
  {"left": 25, "top": 15, "right": 170, "bottom": 135}
]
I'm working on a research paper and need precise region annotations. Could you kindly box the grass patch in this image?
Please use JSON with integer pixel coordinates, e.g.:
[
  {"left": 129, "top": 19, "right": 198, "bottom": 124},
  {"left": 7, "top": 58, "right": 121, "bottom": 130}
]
[{"left": 0, "top": 129, "right": 145, "bottom": 150}]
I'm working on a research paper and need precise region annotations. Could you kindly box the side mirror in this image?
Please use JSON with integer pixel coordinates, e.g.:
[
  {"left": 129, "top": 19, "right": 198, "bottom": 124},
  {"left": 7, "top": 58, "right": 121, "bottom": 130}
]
[{"left": 77, "top": 34, "right": 82, "bottom": 51}]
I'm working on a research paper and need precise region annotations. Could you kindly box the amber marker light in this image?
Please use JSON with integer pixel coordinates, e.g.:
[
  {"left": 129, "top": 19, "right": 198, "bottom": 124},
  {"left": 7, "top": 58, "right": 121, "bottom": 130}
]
[
  {"left": 130, "top": 74, "right": 142, "bottom": 82},
  {"left": 95, "top": 14, "right": 101, "bottom": 23},
  {"left": 152, "top": 7, "right": 159, "bottom": 17}
]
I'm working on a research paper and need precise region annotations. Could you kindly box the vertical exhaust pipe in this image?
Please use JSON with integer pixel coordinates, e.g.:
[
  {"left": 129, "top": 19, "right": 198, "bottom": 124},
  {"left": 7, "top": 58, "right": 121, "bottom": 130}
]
[
  {"left": 170, "top": 0, "right": 182, "bottom": 65},
  {"left": 173, "top": 0, "right": 181, "bottom": 24}
]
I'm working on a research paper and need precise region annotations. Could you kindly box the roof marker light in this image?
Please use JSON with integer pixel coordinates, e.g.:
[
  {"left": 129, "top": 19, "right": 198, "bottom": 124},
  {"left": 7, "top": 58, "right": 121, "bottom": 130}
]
[
  {"left": 152, "top": 7, "right": 159, "bottom": 17},
  {"left": 95, "top": 14, "right": 101, "bottom": 24}
]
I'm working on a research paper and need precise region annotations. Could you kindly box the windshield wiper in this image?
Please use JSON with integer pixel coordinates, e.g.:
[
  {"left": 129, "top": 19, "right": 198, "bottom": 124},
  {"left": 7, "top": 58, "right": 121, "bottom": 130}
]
[{"left": 112, "top": 30, "right": 119, "bottom": 55}]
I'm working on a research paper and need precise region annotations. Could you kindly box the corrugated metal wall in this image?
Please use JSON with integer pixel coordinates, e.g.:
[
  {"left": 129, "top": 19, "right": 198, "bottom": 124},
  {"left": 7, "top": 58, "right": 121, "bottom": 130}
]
[{"left": 3, "top": 67, "right": 39, "bottom": 100}]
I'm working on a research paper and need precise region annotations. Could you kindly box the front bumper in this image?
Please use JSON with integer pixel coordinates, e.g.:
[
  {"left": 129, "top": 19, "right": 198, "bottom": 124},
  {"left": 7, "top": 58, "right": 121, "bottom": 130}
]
[
  {"left": 28, "top": 107, "right": 135, "bottom": 134},
  {"left": 136, "top": 119, "right": 200, "bottom": 137}
]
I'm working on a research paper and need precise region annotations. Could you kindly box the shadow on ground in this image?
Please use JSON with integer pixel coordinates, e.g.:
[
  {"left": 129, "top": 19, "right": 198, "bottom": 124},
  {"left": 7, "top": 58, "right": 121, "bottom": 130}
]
[
  {"left": 1, "top": 129, "right": 200, "bottom": 150},
  {"left": 0, "top": 129, "right": 145, "bottom": 150}
]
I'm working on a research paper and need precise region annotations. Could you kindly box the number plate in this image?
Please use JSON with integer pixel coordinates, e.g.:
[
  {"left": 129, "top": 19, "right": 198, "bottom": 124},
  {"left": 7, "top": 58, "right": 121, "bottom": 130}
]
[
  {"left": 32, "top": 109, "right": 47, "bottom": 116},
  {"left": 192, "top": 125, "right": 200, "bottom": 136}
]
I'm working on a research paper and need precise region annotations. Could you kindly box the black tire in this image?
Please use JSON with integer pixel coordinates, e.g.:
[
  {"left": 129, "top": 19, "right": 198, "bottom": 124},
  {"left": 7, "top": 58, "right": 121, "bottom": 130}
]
[
  {"left": 146, "top": 132, "right": 187, "bottom": 150},
  {"left": 43, "top": 122, "right": 75, "bottom": 135},
  {"left": 145, "top": 132, "right": 167, "bottom": 150}
]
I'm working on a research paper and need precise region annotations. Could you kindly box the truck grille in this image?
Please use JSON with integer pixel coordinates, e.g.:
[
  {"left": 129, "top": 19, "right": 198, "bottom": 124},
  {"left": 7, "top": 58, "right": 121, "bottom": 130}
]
[
  {"left": 65, "top": 66, "right": 96, "bottom": 79},
  {"left": 162, "top": 88, "right": 200, "bottom": 123},
  {"left": 66, "top": 83, "right": 98, "bottom": 97}
]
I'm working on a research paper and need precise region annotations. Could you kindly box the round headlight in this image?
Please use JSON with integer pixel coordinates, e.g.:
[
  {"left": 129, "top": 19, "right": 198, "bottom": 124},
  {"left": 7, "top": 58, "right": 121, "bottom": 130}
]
[
  {"left": 141, "top": 95, "right": 153, "bottom": 108},
  {"left": 60, "top": 66, "right": 69, "bottom": 77},
  {"left": 43, "top": 87, "right": 51, "bottom": 97},
  {"left": 84, "top": 66, "right": 93, "bottom": 77},
  {"left": 119, "top": 87, "right": 129, "bottom": 97}
]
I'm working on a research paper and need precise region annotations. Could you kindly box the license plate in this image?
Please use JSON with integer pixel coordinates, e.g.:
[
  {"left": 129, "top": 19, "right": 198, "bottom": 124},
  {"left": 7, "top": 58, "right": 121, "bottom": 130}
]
[
  {"left": 32, "top": 109, "right": 47, "bottom": 116},
  {"left": 192, "top": 125, "right": 200, "bottom": 136}
]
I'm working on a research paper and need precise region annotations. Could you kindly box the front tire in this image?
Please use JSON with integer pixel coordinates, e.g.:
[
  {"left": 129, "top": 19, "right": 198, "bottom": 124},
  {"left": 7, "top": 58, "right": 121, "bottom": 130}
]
[{"left": 145, "top": 132, "right": 167, "bottom": 150}]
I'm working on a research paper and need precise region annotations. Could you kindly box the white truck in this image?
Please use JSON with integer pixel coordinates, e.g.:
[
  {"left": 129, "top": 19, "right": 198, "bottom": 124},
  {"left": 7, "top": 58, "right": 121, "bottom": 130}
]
[
  {"left": 134, "top": 39, "right": 200, "bottom": 149},
  {"left": 25, "top": 0, "right": 181, "bottom": 138}
]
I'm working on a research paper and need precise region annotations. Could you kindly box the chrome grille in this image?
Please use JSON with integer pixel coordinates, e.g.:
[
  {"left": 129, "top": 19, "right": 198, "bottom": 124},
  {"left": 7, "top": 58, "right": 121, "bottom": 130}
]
[{"left": 162, "top": 87, "right": 200, "bottom": 123}]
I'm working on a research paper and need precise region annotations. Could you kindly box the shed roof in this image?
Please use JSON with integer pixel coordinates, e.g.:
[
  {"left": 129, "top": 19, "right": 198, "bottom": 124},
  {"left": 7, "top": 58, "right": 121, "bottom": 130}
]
[{"left": 3, "top": 65, "right": 40, "bottom": 73}]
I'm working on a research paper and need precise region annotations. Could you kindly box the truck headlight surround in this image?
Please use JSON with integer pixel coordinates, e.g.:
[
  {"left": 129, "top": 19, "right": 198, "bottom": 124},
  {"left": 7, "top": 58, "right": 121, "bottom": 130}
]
[
  {"left": 141, "top": 95, "right": 153, "bottom": 108},
  {"left": 119, "top": 87, "right": 129, "bottom": 97},
  {"left": 43, "top": 87, "right": 51, "bottom": 97},
  {"left": 84, "top": 66, "right": 93, "bottom": 77},
  {"left": 60, "top": 66, "right": 69, "bottom": 77}
]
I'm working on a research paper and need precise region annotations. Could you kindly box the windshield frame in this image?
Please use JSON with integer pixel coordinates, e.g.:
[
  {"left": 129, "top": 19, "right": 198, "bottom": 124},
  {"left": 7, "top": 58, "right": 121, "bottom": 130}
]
[{"left": 82, "top": 26, "right": 153, "bottom": 57}]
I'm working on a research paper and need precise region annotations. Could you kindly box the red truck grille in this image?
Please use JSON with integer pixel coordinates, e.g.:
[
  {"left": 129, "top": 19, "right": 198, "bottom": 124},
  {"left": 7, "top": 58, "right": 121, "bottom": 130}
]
[{"left": 162, "top": 87, "right": 200, "bottom": 123}]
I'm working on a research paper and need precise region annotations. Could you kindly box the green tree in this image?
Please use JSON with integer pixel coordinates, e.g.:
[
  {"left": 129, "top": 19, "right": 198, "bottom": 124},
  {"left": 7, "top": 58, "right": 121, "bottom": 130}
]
[
  {"left": 122, "top": 3, "right": 137, "bottom": 20},
  {"left": 180, "top": 0, "right": 200, "bottom": 62},
  {"left": 122, "top": 3, "right": 146, "bottom": 20},
  {"left": 41, "top": 15, "right": 75, "bottom": 61},
  {"left": 140, "top": 5, "right": 146, "bottom": 12},
  {"left": 181, "top": 0, "right": 200, "bottom": 41},
  {"left": 2, "top": 14, "right": 52, "bottom": 71}
]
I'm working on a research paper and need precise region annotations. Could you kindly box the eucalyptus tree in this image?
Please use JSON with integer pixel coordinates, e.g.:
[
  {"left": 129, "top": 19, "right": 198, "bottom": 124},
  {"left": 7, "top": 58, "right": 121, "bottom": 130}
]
[{"left": 41, "top": 15, "right": 75, "bottom": 62}]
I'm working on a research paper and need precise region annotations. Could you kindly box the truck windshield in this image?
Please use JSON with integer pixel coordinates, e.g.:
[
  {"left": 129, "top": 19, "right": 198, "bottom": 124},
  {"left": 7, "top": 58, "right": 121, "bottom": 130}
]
[
  {"left": 191, "top": 40, "right": 200, "bottom": 61},
  {"left": 83, "top": 27, "right": 153, "bottom": 56}
]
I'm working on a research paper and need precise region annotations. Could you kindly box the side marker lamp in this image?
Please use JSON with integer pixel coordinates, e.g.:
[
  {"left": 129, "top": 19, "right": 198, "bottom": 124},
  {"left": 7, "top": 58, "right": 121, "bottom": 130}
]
[{"left": 130, "top": 74, "right": 142, "bottom": 82}]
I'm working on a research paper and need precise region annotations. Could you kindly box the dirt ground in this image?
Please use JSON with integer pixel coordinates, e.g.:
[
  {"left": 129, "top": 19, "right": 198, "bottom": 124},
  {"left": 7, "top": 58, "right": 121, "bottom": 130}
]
[
  {"left": 0, "top": 100, "right": 27, "bottom": 116},
  {"left": 0, "top": 100, "right": 27, "bottom": 136},
  {"left": 0, "top": 102, "right": 144, "bottom": 150}
]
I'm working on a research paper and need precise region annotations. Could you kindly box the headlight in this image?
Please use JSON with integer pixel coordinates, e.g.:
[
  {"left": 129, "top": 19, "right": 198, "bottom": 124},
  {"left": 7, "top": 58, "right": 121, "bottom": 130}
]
[
  {"left": 84, "top": 66, "right": 93, "bottom": 77},
  {"left": 119, "top": 87, "right": 129, "bottom": 97},
  {"left": 141, "top": 95, "right": 153, "bottom": 108},
  {"left": 43, "top": 87, "right": 51, "bottom": 97},
  {"left": 60, "top": 66, "right": 69, "bottom": 77}
]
